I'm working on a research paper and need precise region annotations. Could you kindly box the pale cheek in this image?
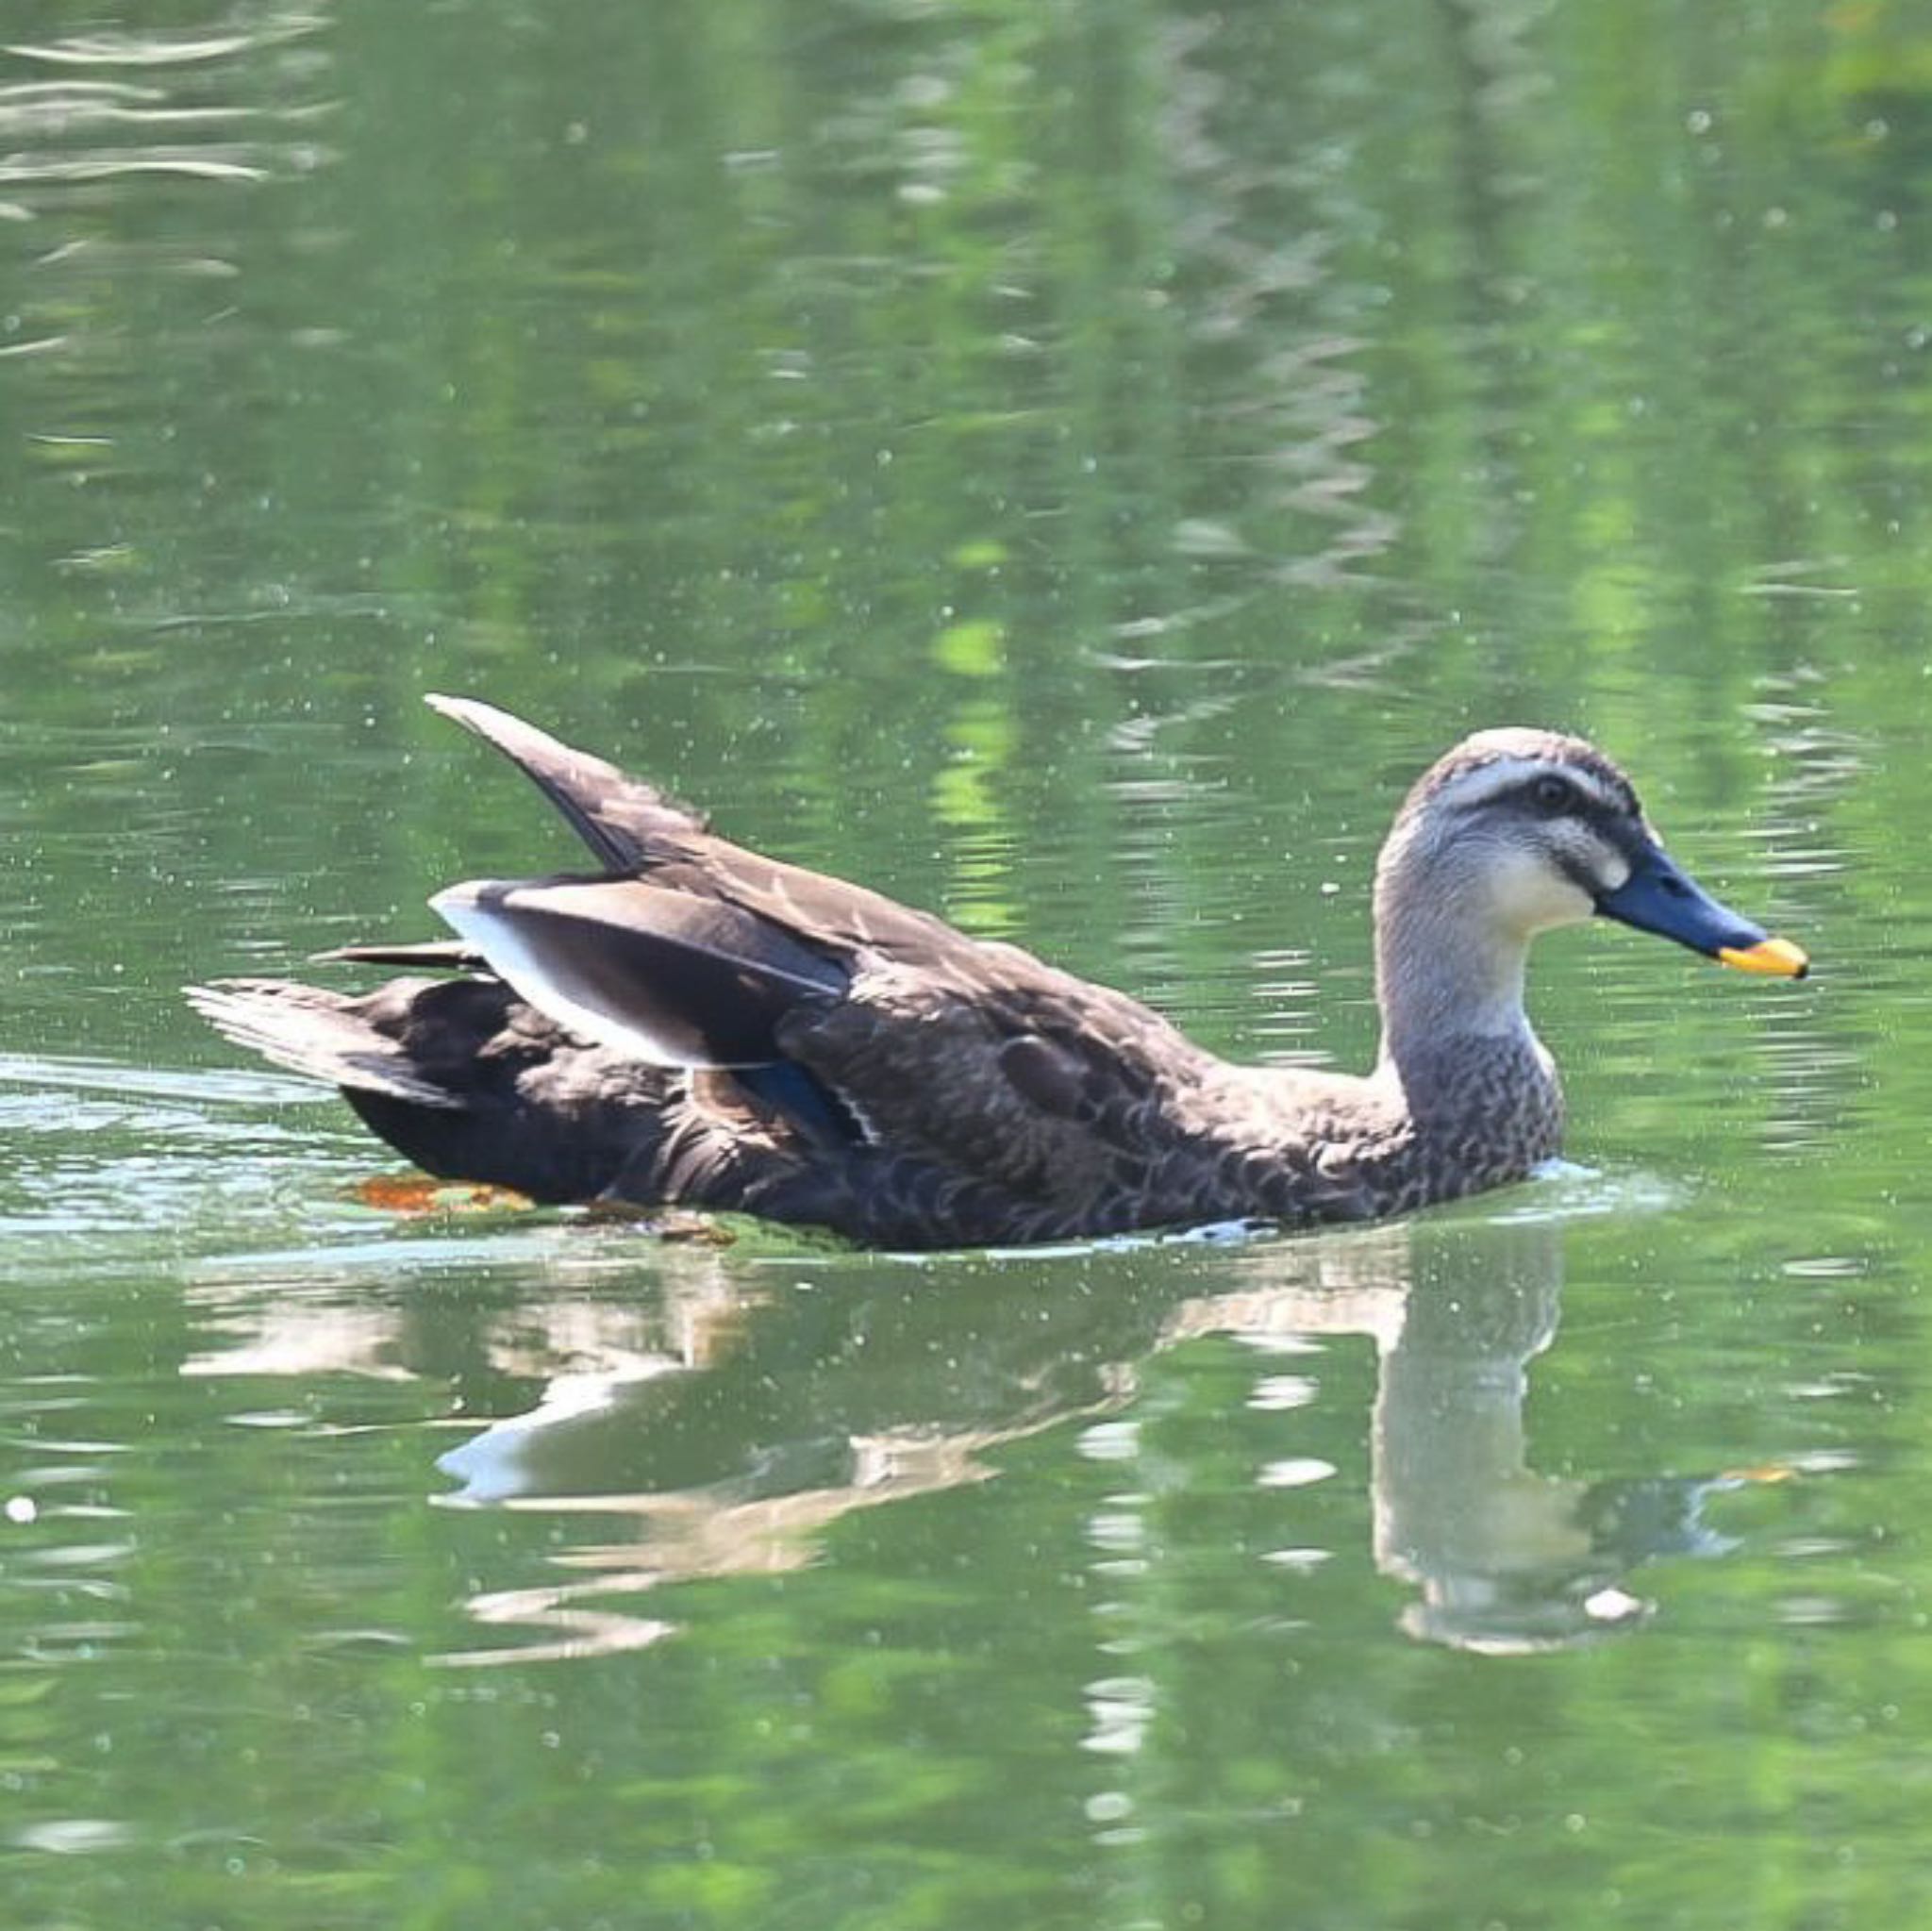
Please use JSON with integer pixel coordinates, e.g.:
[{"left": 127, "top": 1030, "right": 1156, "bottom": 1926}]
[{"left": 1487, "top": 850, "right": 1595, "bottom": 935}]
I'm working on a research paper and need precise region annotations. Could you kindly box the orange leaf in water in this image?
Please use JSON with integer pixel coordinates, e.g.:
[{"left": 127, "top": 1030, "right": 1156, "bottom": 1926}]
[
  {"left": 352, "top": 1174, "right": 535, "bottom": 1215},
  {"left": 1720, "top": 1463, "right": 1797, "bottom": 1486}
]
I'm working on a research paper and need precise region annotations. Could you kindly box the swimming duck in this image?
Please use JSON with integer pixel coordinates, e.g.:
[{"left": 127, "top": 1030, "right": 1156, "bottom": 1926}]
[{"left": 189, "top": 698, "right": 1807, "bottom": 1249}]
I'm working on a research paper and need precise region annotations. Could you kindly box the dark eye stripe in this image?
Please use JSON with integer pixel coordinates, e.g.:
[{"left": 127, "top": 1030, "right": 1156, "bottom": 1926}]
[
  {"left": 1517, "top": 774, "right": 1634, "bottom": 823},
  {"left": 1554, "top": 848, "right": 1605, "bottom": 896}
]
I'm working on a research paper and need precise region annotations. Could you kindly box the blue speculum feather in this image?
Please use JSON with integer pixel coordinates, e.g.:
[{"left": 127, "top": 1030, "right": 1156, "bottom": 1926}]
[{"left": 734, "top": 1061, "right": 864, "bottom": 1149}]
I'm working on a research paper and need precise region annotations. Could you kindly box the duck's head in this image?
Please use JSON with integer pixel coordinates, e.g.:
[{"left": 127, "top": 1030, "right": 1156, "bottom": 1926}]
[{"left": 1375, "top": 728, "right": 1807, "bottom": 989}]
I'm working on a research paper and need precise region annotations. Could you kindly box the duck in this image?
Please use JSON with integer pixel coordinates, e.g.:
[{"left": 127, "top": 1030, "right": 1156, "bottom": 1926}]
[{"left": 189, "top": 697, "right": 1808, "bottom": 1250}]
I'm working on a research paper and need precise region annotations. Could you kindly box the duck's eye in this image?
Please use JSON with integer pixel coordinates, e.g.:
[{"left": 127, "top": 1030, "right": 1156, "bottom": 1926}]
[{"left": 1529, "top": 774, "right": 1574, "bottom": 811}]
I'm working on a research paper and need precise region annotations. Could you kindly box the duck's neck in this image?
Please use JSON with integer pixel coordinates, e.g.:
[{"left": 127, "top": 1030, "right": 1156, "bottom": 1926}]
[{"left": 1370, "top": 862, "right": 1541, "bottom": 1098}]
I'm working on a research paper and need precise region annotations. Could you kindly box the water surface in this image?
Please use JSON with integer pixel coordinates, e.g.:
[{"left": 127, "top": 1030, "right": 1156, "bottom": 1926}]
[{"left": 2, "top": 4, "right": 1928, "bottom": 1926}]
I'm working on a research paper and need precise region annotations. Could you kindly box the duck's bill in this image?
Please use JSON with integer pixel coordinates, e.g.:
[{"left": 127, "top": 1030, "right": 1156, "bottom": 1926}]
[{"left": 1594, "top": 848, "right": 1808, "bottom": 980}]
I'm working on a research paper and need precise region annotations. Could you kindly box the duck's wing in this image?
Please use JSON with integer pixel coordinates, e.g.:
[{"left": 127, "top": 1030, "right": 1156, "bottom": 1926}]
[
  {"left": 781, "top": 947, "right": 1233, "bottom": 1211},
  {"left": 428, "top": 874, "right": 852, "bottom": 1069},
  {"left": 313, "top": 941, "right": 483, "bottom": 971},
  {"left": 423, "top": 865, "right": 1228, "bottom": 1210},
  {"left": 427, "top": 694, "right": 705, "bottom": 873},
  {"left": 423, "top": 699, "right": 1250, "bottom": 1221},
  {"left": 426, "top": 694, "right": 966, "bottom": 957}
]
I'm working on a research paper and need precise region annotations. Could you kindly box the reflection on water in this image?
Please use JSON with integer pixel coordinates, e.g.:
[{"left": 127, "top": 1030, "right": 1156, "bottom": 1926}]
[
  {"left": 0, "top": 11, "right": 328, "bottom": 188},
  {"left": 175, "top": 1203, "right": 1790, "bottom": 1664},
  {"left": 0, "top": 8, "right": 335, "bottom": 398},
  {"left": 1368, "top": 1229, "right": 1772, "bottom": 1653}
]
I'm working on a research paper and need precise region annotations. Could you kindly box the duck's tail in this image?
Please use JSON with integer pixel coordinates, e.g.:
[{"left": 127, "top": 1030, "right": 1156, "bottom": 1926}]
[
  {"left": 186, "top": 974, "right": 675, "bottom": 1202},
  {"left": 187, "top": 978, "right": 464, "bottom": 1107}
]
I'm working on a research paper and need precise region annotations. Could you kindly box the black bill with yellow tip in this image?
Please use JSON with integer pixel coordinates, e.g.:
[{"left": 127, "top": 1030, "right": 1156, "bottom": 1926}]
[{"left": 1594, "top": 845, "right": 1808, "bottom": 979}]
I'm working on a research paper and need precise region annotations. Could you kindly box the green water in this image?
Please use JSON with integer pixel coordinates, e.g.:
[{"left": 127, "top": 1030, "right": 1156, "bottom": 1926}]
[{"left": 2, "top": 2, "right": 1928, "bottom": 1925}]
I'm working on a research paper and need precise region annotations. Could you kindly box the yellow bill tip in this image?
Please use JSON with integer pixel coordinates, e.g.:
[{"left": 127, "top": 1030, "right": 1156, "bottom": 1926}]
[{"left": 1717, "top": 936, "right": 1808, "bottom": 980}]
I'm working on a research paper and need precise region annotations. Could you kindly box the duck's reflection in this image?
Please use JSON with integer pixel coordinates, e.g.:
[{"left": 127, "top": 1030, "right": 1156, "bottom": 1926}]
[
  {"left": 186, "top": 1207, "right": 1777, "bottom": 1660},
  {"left": 1361, "top": 1222, "right": 1763, "bottom": 1652}
]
